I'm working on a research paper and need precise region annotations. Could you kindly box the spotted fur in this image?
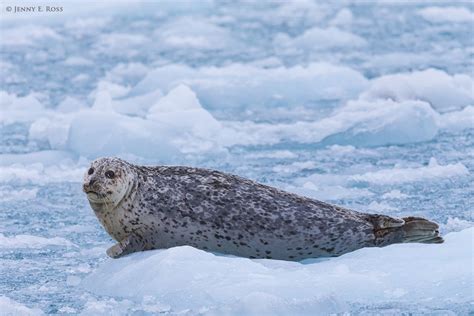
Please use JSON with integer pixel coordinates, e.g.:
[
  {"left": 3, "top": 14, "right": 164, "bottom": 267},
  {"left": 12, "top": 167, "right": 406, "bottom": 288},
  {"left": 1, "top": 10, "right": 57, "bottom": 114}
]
[{"left": 83, "top": 157, "right": 441, "bottom": 260}]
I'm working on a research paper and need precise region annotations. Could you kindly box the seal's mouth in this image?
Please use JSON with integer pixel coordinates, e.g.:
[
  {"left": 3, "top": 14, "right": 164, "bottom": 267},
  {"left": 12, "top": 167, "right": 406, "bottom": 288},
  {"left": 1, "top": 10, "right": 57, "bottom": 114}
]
[{"left": 85, "top": 189, "right": 106, "bottom": 201}]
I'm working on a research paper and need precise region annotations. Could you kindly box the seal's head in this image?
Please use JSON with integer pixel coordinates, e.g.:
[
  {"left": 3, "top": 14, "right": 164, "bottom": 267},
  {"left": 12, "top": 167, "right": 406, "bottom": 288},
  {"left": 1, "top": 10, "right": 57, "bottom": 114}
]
[{"left": 83, "top": 157, "right": 136, "bottom": 210}]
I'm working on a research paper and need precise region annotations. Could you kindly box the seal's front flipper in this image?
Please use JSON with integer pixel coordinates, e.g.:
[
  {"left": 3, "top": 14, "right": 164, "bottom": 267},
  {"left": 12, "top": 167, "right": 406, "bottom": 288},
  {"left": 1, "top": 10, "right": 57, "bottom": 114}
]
[{"left": 106, "top": 234, "right": 146, "bottom": 258}]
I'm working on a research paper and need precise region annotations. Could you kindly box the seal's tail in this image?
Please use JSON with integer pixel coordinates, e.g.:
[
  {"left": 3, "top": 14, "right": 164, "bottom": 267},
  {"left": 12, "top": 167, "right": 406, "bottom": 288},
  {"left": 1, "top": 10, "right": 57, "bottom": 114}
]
[
  {"left": 400, "top": 216, "right": 444, "bottom": 244},
  {"left": 371, "top": 215, "right": 443, "bottom": 246}
]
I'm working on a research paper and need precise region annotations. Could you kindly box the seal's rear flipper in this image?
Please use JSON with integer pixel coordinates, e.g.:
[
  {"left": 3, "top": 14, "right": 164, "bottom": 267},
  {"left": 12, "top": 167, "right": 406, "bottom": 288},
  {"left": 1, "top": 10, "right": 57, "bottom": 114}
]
[
  {"left": 401, "top": 216, "right": 444, "bottom": 244},
  {"left": 370, "top": 214, "right": 443, "bottom": 246}
]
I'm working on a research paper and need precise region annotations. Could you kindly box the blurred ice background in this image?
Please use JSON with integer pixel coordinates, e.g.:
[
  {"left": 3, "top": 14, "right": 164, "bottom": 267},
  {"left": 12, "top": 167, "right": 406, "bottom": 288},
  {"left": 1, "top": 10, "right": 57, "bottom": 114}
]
[{"left": 0, "top": 0, "right": 473, "bottom": 315}]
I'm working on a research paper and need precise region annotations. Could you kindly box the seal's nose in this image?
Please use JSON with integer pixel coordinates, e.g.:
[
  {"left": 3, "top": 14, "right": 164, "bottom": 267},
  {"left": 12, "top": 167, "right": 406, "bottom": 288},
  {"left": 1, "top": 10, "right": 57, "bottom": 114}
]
[{"left": 89, "top": 179, "right": 96, "bottom": 186}]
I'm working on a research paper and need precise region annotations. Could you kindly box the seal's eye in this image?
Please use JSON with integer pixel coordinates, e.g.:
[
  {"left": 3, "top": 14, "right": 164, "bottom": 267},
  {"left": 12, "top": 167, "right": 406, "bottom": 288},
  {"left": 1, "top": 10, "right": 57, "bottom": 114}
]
[
  {"left": 105, "top": 170, "right": 115, "bottom": 179},
  {"left": 88, "top": 168, "right": 94, "bottom": 175}
]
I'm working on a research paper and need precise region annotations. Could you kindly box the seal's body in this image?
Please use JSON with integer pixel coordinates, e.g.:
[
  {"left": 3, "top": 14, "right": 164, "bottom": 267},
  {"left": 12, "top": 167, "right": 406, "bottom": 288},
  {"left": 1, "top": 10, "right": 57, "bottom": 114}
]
[{"left": 83, "top": 157, "right": 443, "bottom": 260}]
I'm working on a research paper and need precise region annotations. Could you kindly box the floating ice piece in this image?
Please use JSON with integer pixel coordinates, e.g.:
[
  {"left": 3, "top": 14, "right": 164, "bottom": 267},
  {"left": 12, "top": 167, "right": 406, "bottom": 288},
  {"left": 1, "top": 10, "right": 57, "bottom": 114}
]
[
  {"left": 0, "top": 296, "right": 44, "bottom": 316},
  {"left": 349, "top": 158, "right": 469, "bottom": 185},
  {"left": 272, "top": 161, "right": 316, "bottom": 174},
  {"left": 0, "top": 160, "right": 84, "bottom": 184},
  {"left": 245, "top": 150, "right": 298, "bottom": 159},
  {"left": 0, "top": 187, "right": 38, "bottom": 202},
  {"left": 382, "top": 190, "right": 409, "bottom": 200},
  {"left": 113, "top": 89, "right": 163, "bottom": 117},
  {"left": 154, "top": 17, "right": 240, "bottom": 50},
  {"left": 221, "top": 99, "right": 439, "bottom": 147},
  {"left": 318, "top": 99, "right": 439, "bottom": 146},
  {"left": 367, "top": 201, "right": 397, "bottom": 212},
  {"left": 441, "top": 217, "right": 474, "bottom": 233},
  {"left": 0, "top": 91, "right": 48, "bottom": 123},
  {"left": 1, "top": 25, "right": 62, "bottom": 47},
  {"left": 274, "top": 26, "right": 366, "bottom": 52},
  {"left": 29, "top": 116, "right": 72, "bottom": 149},
  {"left": 264, "top": 0, "right": 327, "bottom": 27},
  {"left": 147, "top": 84, "right": 222, "bottom": 137},
  {"left": 130, "top": 63, "right": 368, "bottom": 109},
  {"left": 286, "top": 182, "right": 374, "bottom": 201},
  {"left": 62, "top": 56, "right": 94, "bottom": 67},
  {"left": 0, "top": 151, "right": 76, "bottom": 167},
  {"left": 83, "top": 228, "right": 473, "bottom": 315},
  {"left": 93, "top": 33, "right": 151, "bottom": 57},
  {"left": 57, "top": 96, "right": 87, "bottom": 113},
  {"left": 361, "top": 69, "right": 474, "bottom": 112},
  {"left": 105, "top": 62, "right": 149, "bottom": 85},
  {"left": 437, "top": 106, "right": 474, "bottom": 131},
  {"left": 329, "top": 8, "right": 353, "bottom": 26},
  {"left": 66, "top": 110, "right": 180, "bottom": 160},
  {"left": 418, "top": 6, "right": 474, "bottom": 23},
  {"left": 0, "top": 234, "right": 75, "bottom": 248}
]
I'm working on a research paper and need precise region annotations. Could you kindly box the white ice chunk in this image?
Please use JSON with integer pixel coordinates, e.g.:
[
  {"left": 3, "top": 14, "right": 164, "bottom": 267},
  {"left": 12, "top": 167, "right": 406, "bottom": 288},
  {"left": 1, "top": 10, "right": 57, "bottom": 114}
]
[
  {"left": 0, "top": 296, "right": 44, "bottom": 316},
  {"left": 0, "top": 151, "right": 76, "bottom": 167},
  {"left": 0, "top": 234, "right": 75, "bottom": 248},
  {"left": 0, "top": 91, "right": 48, "bottom": 123},
  {"left": 227, "top": 99, "right": 439, "bottom": 147},
  {"left": 0, "top": 159, "right": 84, "bottom": 184},
  {"left": 1, "top": 25, "right": 62, "bottom": 47},
  {"left": 154, "top": 17, "right": 240, "bottom": 50},
  {"left": 437, "top": 106, "right": 474, "bottom": 131},
  {"left": 105, "top": 62, "right": 149, "bottom": 85},
  {"left": 367, "top": 201, "right": 397, "bottom": 212},
  {"left": 349, "top": 158, "right": 469, "bottom": 185},
  {"left": 130, "top": 63, "right": 368, "bottom": 109},
  {"left": 57, "top": 97, "right": 87, "bottom": 113},
  {"left": 286, "top": 182, "right": 374, "bottom": 201},
  {"left": 66, "top": 110, "right": 180, "bottom": 160},
  {"left": 83, "top": 229, "right": 473, "bottom": 315},
  {"left": 93, "top": 33, "right": 151, "bottom": 57},
  {"left": 274, "top": 27, "right": 365, "bottom": 52},
  {"left": 147, "top": 84, "right": 222, "bottom": 136},
  {"left": 329, "top": 8, "right": 354, "bottom": 26},
  {"left": 63, "top": 56, "right": 94, "bottom": 67},
  {"left": 418, "top": 6, "right": 474, "bottom": 23},
  {"left": 382, "top": 190, "right": 409, "bottom": 200},
  {"left": 112, "top": 89, "right": 163, "bottom": 117},
  {"left": 361, "top": 69, "right": 474, "bottom": 112},
  {"left": 0, "top": 187, "right": 38, "bottom": 202},
  {"left": 272, "top": 161, "right": 316, "bottom": 174},
  {"left": 29, "top": 116, "right": 72, "bottom": 149}
]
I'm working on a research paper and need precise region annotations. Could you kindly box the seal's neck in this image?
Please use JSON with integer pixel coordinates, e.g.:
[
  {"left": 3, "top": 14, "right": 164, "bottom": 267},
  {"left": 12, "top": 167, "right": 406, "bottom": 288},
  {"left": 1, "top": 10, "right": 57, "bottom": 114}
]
[{"left": 116, "top": 176, "right": 138, "bottom": 209}]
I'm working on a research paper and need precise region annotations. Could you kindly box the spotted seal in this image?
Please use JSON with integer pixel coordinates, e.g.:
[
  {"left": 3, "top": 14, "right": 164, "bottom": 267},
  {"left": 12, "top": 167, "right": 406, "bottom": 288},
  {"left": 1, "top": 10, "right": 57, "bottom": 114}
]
[{"left": 83, "top": 157, "right": 443, "bottom": 260}]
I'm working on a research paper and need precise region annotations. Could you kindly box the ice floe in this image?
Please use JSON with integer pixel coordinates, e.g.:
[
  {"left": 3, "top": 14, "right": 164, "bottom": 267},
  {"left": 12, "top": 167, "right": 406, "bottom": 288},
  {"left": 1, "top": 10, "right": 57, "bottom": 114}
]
[
  {"left": 349, "top": 158, "right": 469, "bottom": 185},
  {"left": 0, "top": 234, "right": 75, "bottom": 249},
  {"left": 361, "top": 68, "right": 474, "bottom": 112},
  {"left": 0, "top": 296, "right": 44, "bottom": 316},
  {"left": 274, "top": 26, "right": 366, "bottom": 53},
  {"left": 130, "top": 62, "right": 368, "bottom": 108},
  {"left": 82, "top": 228, "right": 473, "bottom": 315},
  {"left": 154, "top": 17, "right": 240, "bottom": 50},
  {"left": 418, "top": 6, "right": 474, "bottom": 23}
]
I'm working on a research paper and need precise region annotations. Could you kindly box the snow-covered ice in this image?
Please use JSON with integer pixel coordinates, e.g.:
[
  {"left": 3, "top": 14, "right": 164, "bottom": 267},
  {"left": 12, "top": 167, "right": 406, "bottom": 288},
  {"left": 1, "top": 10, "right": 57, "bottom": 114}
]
[
  {"left": 82, "top": 228, "right": 473, "bottom": 315},
  {"left": 1, "top": 1, "right": 473, "bottom": 314}
]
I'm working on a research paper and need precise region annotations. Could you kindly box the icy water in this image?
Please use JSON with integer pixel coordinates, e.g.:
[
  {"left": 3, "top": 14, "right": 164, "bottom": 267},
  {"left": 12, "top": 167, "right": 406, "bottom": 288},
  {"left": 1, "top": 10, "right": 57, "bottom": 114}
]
[{"left": 0, "top": 1, "right": 473, "bottom": 315}]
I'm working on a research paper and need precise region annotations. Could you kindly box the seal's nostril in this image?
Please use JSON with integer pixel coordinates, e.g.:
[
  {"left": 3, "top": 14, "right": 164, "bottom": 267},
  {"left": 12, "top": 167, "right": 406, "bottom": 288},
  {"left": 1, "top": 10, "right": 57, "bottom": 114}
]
[{"left": 89, "top": 179, "right": 96, "bottom": 186}]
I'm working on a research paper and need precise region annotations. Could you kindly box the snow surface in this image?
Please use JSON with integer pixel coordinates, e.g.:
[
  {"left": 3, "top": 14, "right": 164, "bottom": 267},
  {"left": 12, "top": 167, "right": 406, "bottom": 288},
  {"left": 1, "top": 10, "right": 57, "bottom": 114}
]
[
  {"left": 1, "top": 1, "right": 473, "bottom": 314},
  {"left": 82, "top": 228, "right": 473, "bottom": 315}
]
